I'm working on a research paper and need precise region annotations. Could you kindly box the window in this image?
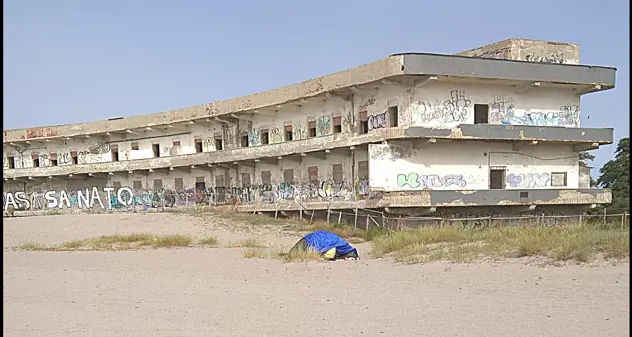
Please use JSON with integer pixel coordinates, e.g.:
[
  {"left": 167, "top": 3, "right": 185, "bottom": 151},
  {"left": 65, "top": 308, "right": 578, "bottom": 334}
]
[
  {"left": 153, "top": 179, "right": 163, "bottom": 190},
  {"left": 551, "top": 172, "right": 567, "bottom": 187},
  {"left": 285, "top": 125, "right": 293, "bottom": 141},
  {"left": 333, "top": 116, "right": 342, "bottom": 133},
  {"left": 133, "top": 180, "right": 143, "bottom": 190},
  {"left": 308, "top": 120, "right": 316, "bottom": 137},
  {"left": 111, "top": 149, "right": 119, "bottom": 162},
  {"left": 261, "top": 171, "right": 271, "bottom": 184},
  {"left": 474, "top": 104, "right": 489, "bottom": 124},
  {"left": 50, "top": 153, "right": 58, "bottom": 166},
  {"left": 332, "top": 164, "right": 343, "bottom": 183},
  {"left": 6, "top": 156, "right": 15, "bottom": 169},
  {"left": 283, "top": 169, "right": 294, "bottom": 183},
  {"left": 358, "top": 160, "right": 369, "bottom": 178},
  {"left": 489, "top": 167, "right": 506, "bottom": 189},
  {"left": 388, "top": 106, "right": 399, "bottom": 127},
  {"left": 113, "top": 181, "right": 122, "bottom": 190},
  {"left": 520, "top": 191, "right": 529, "bottom": 198},
  {"left": 71, "top": 151, "right": 79, "bottom": 164},
  {"left": 241, "top": 133, "right": 249, "bottom": 147},
  {"left": 152, "top": 144, "right": 160, "bottom": 157},
  {"left": 214, "top": 133, "right": 223, "bottom": 150},
  {"left": 173, "top": 140, "right": 181, "bottom": 146},
  {"left": 131, "top": 142, "right": 139, "bottom": 150},
  {"left": 359, "top": 111, "right": 369, "bottom": 134},
  {"left": 215, "top": 175, "right": 225, "bottom": 187},
  {"left": 241, "top": 173, "right": 251, "bottom": 188},
  {"left": 174, "top": 178, "right": 184, "bottom": 191},
  {"left": 195, "top": 139, "right": 203, "bottom": 153},
  {"left": 308, "top": 166, "right": 319, "bottom": 184},
  {"left": 32, "top": 154, "right": 40, "bottom": 168},
  {"left": 261, "top": 129, "right": 270, "bottom": 144}
]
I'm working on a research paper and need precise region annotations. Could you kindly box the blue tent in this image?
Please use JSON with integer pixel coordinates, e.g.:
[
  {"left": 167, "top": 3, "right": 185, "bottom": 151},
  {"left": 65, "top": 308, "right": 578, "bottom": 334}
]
[{"left": 290, "top": 230, "right": 358, "bottom": 260}]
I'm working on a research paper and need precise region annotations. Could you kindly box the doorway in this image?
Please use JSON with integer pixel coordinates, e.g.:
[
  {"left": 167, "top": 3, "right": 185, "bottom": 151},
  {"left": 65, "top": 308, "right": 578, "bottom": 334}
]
[
  {"left": 489, "top": 167, "right": 506, "bottom": 189},
  {"left": 152, "top": 144, "right": 161, "bottom": 158},
  {"left": 474, "top": 104, "right": 489, "bottom": 124}
]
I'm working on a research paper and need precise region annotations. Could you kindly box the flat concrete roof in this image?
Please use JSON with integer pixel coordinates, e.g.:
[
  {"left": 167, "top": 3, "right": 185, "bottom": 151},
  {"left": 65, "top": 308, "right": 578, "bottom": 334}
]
[{"left": 3, "top": 53, "right": 617, "bottom": 143}]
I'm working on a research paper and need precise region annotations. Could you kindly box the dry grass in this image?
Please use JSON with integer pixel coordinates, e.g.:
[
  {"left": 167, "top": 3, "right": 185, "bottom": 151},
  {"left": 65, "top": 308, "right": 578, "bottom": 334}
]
[
  {"left": 372, "top": 225, "right": 629, "bottom": 264},
  {"left": 232, "top": 238, "right": 266, "bottom": 248},
  {"left": 198, "top": 236, "right": 219, "bottom": 246},
  {"left": 19, "top": 233, "right": 194, "bottom": 251}
]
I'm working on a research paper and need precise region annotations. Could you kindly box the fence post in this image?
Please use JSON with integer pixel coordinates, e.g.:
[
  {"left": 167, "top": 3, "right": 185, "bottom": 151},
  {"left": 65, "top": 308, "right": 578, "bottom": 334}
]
[
  {"left": 299, "top": 209, "right": 303, "bottom": 221},
  {"left": 603, "top": 208, "right": 607, "bottom": 227},
  {"left": 578, "top": 214, "right": 583, "bottom": 227},
  {"left": 354, "top": 208, "right": 358, "bottom": 230},
  {"left": 621, "top": 212, "right": 626, "bottom": 230},
  {"left": 338, "top": 211, "right": 342, "bottom": 224},
  {"left": 365, "top": 215, "right": 370, "bottom": 231},
  {"left": 381, "top": 212, "right": 386, "bottom": 229}
]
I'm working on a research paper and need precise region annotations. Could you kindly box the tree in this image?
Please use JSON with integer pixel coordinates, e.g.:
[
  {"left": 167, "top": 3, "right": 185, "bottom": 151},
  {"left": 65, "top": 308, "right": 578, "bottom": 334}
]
[{"left": 597, "top": 137, "right": 630, "bottom": 213}]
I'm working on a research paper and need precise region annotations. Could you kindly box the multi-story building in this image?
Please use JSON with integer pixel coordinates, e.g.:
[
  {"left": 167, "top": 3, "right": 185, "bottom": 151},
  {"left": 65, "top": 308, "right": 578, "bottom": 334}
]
[{"left": 3, "top": 38, "right": 616, "bottom": 219}]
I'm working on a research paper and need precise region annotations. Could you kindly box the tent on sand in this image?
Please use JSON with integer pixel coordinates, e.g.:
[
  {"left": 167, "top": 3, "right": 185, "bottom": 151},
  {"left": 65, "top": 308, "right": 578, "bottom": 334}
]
[{"left": 289, "top": 230, "right": 359, "bottom": 260}]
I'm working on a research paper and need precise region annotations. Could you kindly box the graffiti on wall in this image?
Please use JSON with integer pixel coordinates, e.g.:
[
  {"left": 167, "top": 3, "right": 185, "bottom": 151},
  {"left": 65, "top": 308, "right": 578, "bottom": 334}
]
[
  {"left": 368, "top": 112, "right": 388, "bottom": 131},
  {"left": 316, "top": 116, "right": 331, "bottom": 136},
  {"left": 269, "top": 128, "right": 283, "bottom": 144},
  {"left": 500, "top": 104, "right": 579, "bottom": 127},
  {"left": 505, "top": 173, "right": 550, "bottom": 188},
  {"left": 477, "top": 50, "right": 509, "bottom": 60},
  {"left": 523, "top": 52, "right": 567, "bottom": 64},
  {"left": 3, "top": 187, "right": 134, "bottom": 211},
  {"left": 25, "top": 127, "right": 58, "bottom": 139},
  {"left": 397, "top": 173, "right": 467, "bottom": 189},
  {"left": 248, "top": 129, "right": 261, "bottom": 146},
  {"left": 489, "top": 96, "right": 516, "bottom": 124},
  {"left": 412, "top": 90, "right": 471, "bottom": 124}
]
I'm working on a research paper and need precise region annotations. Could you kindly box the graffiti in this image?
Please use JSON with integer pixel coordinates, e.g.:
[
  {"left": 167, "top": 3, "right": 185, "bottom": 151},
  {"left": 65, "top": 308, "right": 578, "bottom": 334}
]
[
  {"left": 368, "top": 112, "right": 388, "bottom": 131},
  {"left": 77, "top": 151, "right": 90, "bottom": 164},
  {"left": 248, "top": 129, "right": 261, "bottom": 146},
  {"left": 489, "top": 96, "right": 515, "bottom": 124},
  {"left": 58, "top": 153, "right": 72, "bottom": 165},
  {"left": 39, "top": 154, "right": 51, "bottom": 167},
  {"left": 341, "top": 113, "right": 353, "bottom": 132},
  {"left": 316, "top": 116, "right": 331, "bottom": 136},
  {"left": 3, "top": 187, "right": 134, "bottom": 212},
  {"left": 397, "top": 173, "right": 467, "bottom": 189},
  {"left": 506, "top": 173, "right": 550, "bottom": 188},
  {"left": 414, "top": 90, "right": 471, "bottom": 124},
  {"left": 477, "top": 50, "right": 509, "bottom": 60},
  {"left": 500, "top": 104, "right": 580, "bottom": 127},
  {"left": 26, "top": 127, "right": 58, "bottom": 139},
  {"left": 89, "top": 141, "right": 110, "bottom": 155},
  {"left": 524, "top": 52, "right": 566, "bottom": 64},
  {"left": 269, "top": 128, "right": 283, "bottom": 144}
]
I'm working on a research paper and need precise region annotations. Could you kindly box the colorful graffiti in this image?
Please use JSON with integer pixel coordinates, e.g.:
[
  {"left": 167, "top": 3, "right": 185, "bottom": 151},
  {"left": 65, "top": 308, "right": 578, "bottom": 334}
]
[
  {"left": 413, "top": 90, "right": 471, "bottom": 124},
  {"left": 500, "top": 104, "right": 580, "bottom": 127},
  {"left": 316, "top": 116, "right": 331, "bottom": 136},
  {"left": 397, "top": 173, "right": 467, "bottom": 189},
  {"left": 505, "top": 173, "right": 550, "bottom": 188}
]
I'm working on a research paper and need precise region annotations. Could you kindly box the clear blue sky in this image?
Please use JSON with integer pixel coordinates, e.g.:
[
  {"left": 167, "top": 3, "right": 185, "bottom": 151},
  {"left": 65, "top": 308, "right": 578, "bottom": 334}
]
[{"left": 4, "top": 0, "right": 629, "bottom": 172}]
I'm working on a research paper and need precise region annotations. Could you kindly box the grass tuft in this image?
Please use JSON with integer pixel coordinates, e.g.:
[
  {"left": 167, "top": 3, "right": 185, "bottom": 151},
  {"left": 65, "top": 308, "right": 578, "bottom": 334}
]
[
  {"left": 371, "top": 225, "right": 629, "bottom": 264},
  {"left": 235, "top": 238, "right": 266, "bottom": 248},
  {"left": 19, "top": 242, "right": 51, "bottom": 251},
  {"left": 198, "top": 236, "right": 219, "bottom": 246},
  {"left": 242, "top": 248, "right": 267, "bottom": 259}
]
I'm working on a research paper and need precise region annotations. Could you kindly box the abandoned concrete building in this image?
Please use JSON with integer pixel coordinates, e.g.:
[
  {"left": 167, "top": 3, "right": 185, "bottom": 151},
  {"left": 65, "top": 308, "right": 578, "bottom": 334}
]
[{"left": 3, "top": 38, "right": 617, "bottom": 219}]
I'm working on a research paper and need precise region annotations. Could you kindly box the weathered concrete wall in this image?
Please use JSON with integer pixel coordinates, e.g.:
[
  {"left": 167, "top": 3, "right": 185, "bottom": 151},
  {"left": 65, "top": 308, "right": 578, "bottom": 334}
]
[
  {"left": 369, "top": 141, "right": 579, "bottom": 191},
  {"left": 456, "top": 38, "right": 580, "bottom": 64}
]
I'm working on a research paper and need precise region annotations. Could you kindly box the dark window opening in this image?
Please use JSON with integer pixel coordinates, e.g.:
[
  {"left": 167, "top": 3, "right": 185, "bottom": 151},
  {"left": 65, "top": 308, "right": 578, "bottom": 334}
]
[
  {"left": 112, "top": 150, "right": 119, "bottom": 162},
  {"left": 474, "top": 104, "right": 489, "bottom": 124},
  {"left": 215, "top": 138, "right": 223, "bottom": 151},
  {"left": 152, "top": 144, "right": 160, "bottom": 158},
  {"left": 261, "top": 171, "right": 271, "bottom": 184},
  {"left": 389, "top": 106, "right": 399, "bottom": 127},
  {"left": 261, "top": 130, "right": 270, "bottom": 144},
  {"left": 6, "top": 156, "right": 15, "bottom": 169},
  {"left": 489, "top": 167, "right": 506, "bottom": 189},
  {"left": 195, "top": 140, "right": 203, "bottom": 153},
  {"left": 71, "top": 152, "right": 78, "bottom": 164},
  {"left": 172, "top": 140, "right": 181, "bottom": 146},
  {"left": 131, "top": 142, "right": 139, "bottom": 150},
  {"left": 359, "top": 111, "right": 369, "bottom": 134},
  {"left": 333, "top": 116, "right": 342, "bottom": 133},
  {"left": 285, "top": 125, "right": 293, "bottom": 141},
  {"left": 519, "top": 191, "right": 529, "bottom": 198},
  {"left": 283, "top": 169, "right": 294, "bottom": 183},
  {"left": 32, "top": 155, "right": 40, "bottom": 168},
  {"left": 51, "top": 159, "right": 58, "bottom": 166},
  {"left": 133, "top": 180, "right": 143, "bottom": 190},
  {"left": 358, "top": 160, "right": 369, "bottom": 178},
  {"left": 241, "top": 173, "right": 251, "bottom": 188},
  {"left": 241, "top": 134, "right": 249, "bottom": 147},
  {"left": 332, "top": 164, "right": 343, "bottom": 184},
  {"left": 113, "top": 182, "right": 122, "bottom": 190},
  {"left": 153, "top": 179, "right": 163, "bottom": 190},
  {"left": 308, "top": 166, "right": 318, "bottom": 184},
  {"left": 308, "top": 121, "right": 316, "bottom": 138}
]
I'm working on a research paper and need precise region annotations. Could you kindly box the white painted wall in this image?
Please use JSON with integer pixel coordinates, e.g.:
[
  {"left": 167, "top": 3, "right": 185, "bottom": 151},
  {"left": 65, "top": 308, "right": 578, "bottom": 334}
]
[{"left": 369, "top": 141, "right": 579, "bottom": 191}]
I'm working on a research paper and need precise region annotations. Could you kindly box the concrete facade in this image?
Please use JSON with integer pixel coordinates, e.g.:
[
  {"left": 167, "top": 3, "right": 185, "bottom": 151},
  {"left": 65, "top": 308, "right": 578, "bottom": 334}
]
[{"left": 3, "top": 39, "right": 617, "bottom": 218}]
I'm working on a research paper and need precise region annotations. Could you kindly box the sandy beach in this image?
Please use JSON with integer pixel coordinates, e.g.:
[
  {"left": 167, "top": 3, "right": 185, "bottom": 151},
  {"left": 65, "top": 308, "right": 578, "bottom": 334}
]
[{"left": 3, "top": 213, "right": 630, "bottom": 337}]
